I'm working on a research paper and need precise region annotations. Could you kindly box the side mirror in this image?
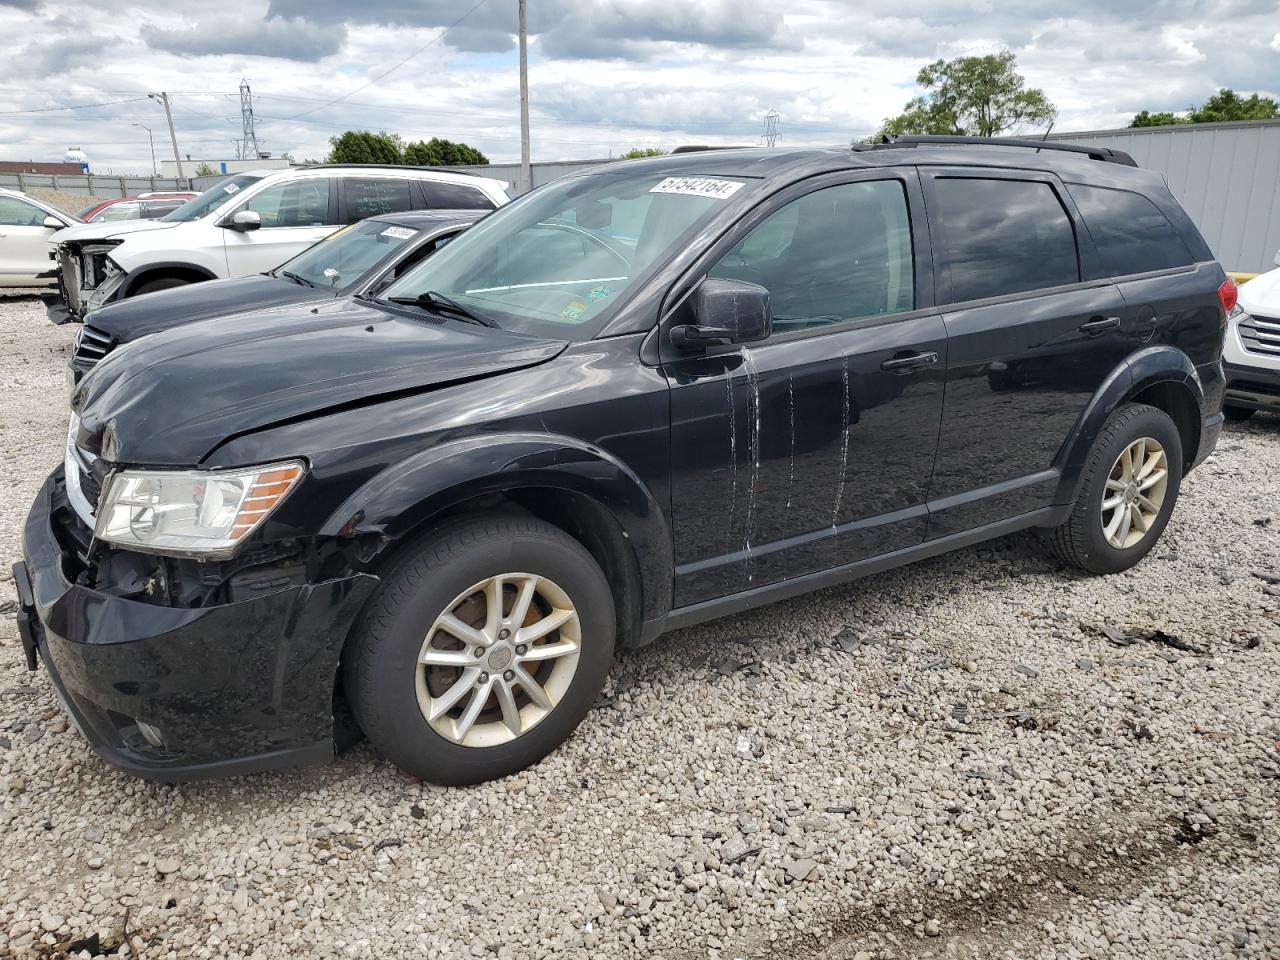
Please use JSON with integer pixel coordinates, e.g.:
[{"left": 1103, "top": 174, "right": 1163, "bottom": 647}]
[
  {"left": 42, "top": 216, "right": 64, "bottom": 231},
  {"left": 671, "top": 278, "right": 772, "bottom": 350},
  {"left": 224, "top": 210, "right": 261, "bottom": 232}
]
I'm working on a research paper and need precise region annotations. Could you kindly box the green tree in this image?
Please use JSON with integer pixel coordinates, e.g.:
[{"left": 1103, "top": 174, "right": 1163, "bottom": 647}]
[
  {"left": 620, "top": 147, "right": 667, "bottom": 158},
  {"left": 878, "top": 51, "right": 1055, "bottom": 139},
  {"left": 1129, "top": 110, "right": 1182, "bottom": 128},
  {"left": 403, "top": 137, "right": 489, "bottom": 166},
  {"left": 193, "top": 162, "right": 217, "bottom": 176},
  {"left": 1127, "top": 89, "right": 1279, "bottom": 128},
  {"left": 326, "top": 130, "right": 404, "bottom": 164}
]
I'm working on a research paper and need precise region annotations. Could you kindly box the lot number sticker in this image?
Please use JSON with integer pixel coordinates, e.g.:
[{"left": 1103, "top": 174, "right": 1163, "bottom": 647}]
[
  {"left": 650, "top": 176, "right": 744, "bottom": 200},
  {"left": 380, "top": 226, "right": 416, "bottom": 240}
]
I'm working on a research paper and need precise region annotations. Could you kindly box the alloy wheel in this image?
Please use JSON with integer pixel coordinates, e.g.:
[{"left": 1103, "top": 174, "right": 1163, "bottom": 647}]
[
  {"left": 1100, "top": 436, "right": 1169, "bottom": 549},
  {"left": 416, "top": 573, "right": 582, "bottom": 748}
]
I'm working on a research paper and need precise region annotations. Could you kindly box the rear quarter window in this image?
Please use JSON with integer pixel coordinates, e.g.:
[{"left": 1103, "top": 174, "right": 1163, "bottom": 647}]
[
  {"left": 1067, "top": 183, "right": 1195, "bottom": 277},
  {"left": 423, "top": 180, "right": 496, "bottom": 210},
  {"left": 931, "top": 177, "right": 1080, "bottom": 303}
]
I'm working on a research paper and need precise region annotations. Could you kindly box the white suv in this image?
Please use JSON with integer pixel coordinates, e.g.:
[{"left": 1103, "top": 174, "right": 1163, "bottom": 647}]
[
  {"left": 0, "top": 188, "right": 77, "bottom": 287},
  {"left": 47, "top": 165, "right": 509, "bottom": 323}
]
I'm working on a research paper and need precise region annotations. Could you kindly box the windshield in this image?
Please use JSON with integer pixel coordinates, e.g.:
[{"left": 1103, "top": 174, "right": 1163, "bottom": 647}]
[
  {"left": 383, "top": 171, "right": 748, "bottom": 339},
  {"left": 278, "top": 220, "right": 421, "bottom": 288},
  {"left": 160, "top": 174, "right": 263, "bottom": 222}
]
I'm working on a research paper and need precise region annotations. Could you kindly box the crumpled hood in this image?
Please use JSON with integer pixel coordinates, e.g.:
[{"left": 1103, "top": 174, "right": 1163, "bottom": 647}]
[
  {"left": 56, "top": 218, "right": 177, "bottom": 245},
  {"left": 1240, "top": 267, "right": 1280, "bottom": 316},
  {"left": 72, "top": 296, "right": 567, "bottom": 466}
]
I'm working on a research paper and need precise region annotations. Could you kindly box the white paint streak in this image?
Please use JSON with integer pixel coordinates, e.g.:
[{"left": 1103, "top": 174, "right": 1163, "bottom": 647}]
[
  {"left": 786, "top": 374, "right": 795, "bottom": 511},
  {"left": 832, "top": 355, "right": 850, "bottom": 528},
  {"left": 724, "top": 371, "right": 737, "bottom": 528},
  {"left": 740, "top": 348, "right": 761, "bottom": 580}
]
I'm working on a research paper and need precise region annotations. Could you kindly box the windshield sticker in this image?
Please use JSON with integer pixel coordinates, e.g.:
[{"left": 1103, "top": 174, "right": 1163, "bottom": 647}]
[
  {"left": 588, "top": 285, "right": 611, "bottom": 302},
  {"left": 560, "top": 300, "right": 589, "bottom": 321},
  {"left": 650, "top": 176, "right": 744, "bottom": 200},
  {"left": 223, "top": 183, "right": 240, "bottom": 195},
  {"left": 380, "top": 226, "right": 416, "bottom": 241}
]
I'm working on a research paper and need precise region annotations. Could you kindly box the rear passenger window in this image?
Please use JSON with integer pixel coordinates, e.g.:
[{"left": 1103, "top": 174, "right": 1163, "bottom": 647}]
[
  {"left": 709, "top": 179, "right": 914, "bottom": 332},
  {"left": 344, "top": 178, "right": 413, "bottom": 223},
  {"left": 1068, "top": 184, "right": 1194, "bottom": 276},
  {"left": 932, "top": 178, "right": 1079, "bottom": 302},
  {"left": 423, "top": 180, "right": 496, "bottom": 210}
]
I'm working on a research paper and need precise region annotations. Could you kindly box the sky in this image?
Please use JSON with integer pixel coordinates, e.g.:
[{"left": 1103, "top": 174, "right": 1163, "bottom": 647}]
[{"left": 0, "top": 0, "right": 1277, "bottom": 174}]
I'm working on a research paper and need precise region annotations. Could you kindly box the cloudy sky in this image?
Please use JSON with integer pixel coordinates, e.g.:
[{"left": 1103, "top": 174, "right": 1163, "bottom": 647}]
[{"left": 0, "top": 0, "right": 1277, "bottom": 173}]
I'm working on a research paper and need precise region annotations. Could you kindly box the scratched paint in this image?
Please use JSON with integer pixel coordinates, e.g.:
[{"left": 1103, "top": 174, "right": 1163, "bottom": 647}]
[
  {"left": 786, "top": 374, "right": 795, "bottom": 511},
  {"left": 724, "top": 370, "right": 737, "bottom": 529},
  {"left": 832, "top": 355, "right": 850, "bottom": 528},
  {"left": 740, "top": 348, "right": 762, "bottom": 578}
]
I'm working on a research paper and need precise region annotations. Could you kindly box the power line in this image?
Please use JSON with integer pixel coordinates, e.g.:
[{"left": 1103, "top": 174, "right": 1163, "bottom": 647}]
[
  {"left": 0, "top": 96, "right": 151, "bottom": 116},
  {"left": 287, "top": 0, "right": 495, "bottom": 120}
]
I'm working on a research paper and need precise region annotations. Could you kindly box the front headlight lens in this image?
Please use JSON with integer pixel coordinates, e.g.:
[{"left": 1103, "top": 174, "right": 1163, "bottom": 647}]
[{"left": 94, "top": 460, "right": 305, "bottom": 556}]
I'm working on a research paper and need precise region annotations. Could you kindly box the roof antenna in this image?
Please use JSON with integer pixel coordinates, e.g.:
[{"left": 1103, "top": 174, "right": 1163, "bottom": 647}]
[{"left": 1035, "top": 122, "right": 1055, "bottom": 152}]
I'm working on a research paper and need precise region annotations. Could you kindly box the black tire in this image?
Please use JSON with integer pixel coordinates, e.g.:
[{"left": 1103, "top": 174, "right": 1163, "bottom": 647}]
[
  {"left": 342, "top": 514, "right": 615, "bottom": 785},
  {"left": 133, "top": 277, "right": 191, "bottom": 296},
  {"left": 1223, "top": 405, "right": 1256, "bottom": 422},
  {"left": 1051, "top": 403, "right": 1183, "bottom": 575}
]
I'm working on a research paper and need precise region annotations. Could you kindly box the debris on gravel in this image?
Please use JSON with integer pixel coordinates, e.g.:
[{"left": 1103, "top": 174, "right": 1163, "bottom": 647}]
[{"left": 0, "top": 296, "right": 1277, "bottom": 959}]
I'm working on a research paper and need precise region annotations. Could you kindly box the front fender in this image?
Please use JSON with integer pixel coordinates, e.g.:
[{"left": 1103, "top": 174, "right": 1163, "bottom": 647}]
[
  {"left": 1054, "top": 346, "right": 1203, "bottom": 505},
  {"left": 321, "top": 432, "right": 674, "bottom": 627}
]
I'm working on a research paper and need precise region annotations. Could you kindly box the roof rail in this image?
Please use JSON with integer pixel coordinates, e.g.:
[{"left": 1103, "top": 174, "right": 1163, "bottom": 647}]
[
  {"left": 864, "top": 135, "right": 1138, "bottom": 167},
  {"left": 295, "top": 163, "right": 488, "bottom": 178},
  {"left": 669, "top": 145, "right": 753, "bottom": 154}
]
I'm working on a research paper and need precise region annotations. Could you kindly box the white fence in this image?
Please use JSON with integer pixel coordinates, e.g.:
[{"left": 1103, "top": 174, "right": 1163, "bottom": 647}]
[{"left": 0, "top": 171, "right": 196, "bottom": 198}]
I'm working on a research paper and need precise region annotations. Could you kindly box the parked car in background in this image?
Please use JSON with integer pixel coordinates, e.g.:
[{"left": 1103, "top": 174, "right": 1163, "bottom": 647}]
[
  {"left": 75, "top": 192, "right": 198, "bottom": 224},
  {"left": 69, "top": 209, "right": 483, "bottom": 383},
  {"left": 1223, "top": 252, "right": 1280, "bottom": 420},
  {"left": 46, "top": 165, "right": 509, "bottom": 323},
  {"left": 18, "top": 139, "right": 1227, "bottom": 785},
  {"left": 0, "top": 187, "right": 78, "bottom": 287}
]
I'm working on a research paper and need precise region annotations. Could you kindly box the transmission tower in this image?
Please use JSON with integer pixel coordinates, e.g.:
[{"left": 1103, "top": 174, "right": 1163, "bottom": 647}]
[
  {"left": 761, "top": 109, "right": 781, "bottom": 148},
  {"left": 239, "top": 79, "right": 260, "bottom": 160}
]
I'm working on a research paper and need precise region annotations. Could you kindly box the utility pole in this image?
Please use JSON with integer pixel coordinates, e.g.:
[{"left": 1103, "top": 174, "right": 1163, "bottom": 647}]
[
  {"left": 149, "top": 92, "right": 183, "bottom": 179},
  {"left": 517, "top": 0, "right": 531, "bottom": 193},
  {"left": 132, "top": 123, "right": 156, "bottom": 177}
]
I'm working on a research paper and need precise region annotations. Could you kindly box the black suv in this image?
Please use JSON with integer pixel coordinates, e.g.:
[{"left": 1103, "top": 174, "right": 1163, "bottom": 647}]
[{"left": 16, "top": 138, "right": 1228, "bottom": 785}]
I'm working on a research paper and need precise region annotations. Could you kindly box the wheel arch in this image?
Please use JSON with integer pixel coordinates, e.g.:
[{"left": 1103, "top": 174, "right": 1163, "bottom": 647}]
[
  {"left": 1055, "top": 346, "right": 1204, "bottom": 505},
  {"left": 322, "top": 433, "right": 673, "bottom": 649},
  {"left": 119, "top": 261, "right": 219, "bottom": 298}
]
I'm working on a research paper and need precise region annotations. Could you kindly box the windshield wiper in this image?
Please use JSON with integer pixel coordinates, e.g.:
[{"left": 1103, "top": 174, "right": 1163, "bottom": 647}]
[
  {"left": 278, "top": 270, "right": 315, "bottom": 288},
  {"left": 387, "top": 290, "right": 500, "bottom": 328}
]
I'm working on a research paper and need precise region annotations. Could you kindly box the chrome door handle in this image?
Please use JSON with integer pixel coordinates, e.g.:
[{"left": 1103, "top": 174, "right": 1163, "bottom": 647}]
[
  {"left": 881, "top": 351, "right": 939, "bottom": 373},
  {"left": 1079, "top": 316, "right": 1120, "bottom": 336}
]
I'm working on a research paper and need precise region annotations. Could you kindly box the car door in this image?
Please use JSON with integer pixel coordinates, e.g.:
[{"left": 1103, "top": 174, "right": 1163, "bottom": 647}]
[
  {"left": 920, "top": 169, "right": 1128, "bottom": 538},
  {"left": 660, "top": 170, "right": 947, "bottom": 606},
  {"left": 222, "top": 177, "right": 339, "bottom": 276},
  {"left": 0, "top": 195, "right": 60, "bottom": 285}
]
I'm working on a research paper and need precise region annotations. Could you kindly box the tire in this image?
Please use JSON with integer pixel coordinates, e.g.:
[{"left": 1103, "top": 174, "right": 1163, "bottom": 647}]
[
  {"left": 342, "top": 514, "right": 615, "bottom": 785},
  {"left": 1051, "top": 403, "right": 1183, "bottom": 575},
  {"left": 133, "top": 277, "right": 191, "bottom": 296},
  {"left": 1223, "top": 405, "right": 1256, "bottom": 422}
]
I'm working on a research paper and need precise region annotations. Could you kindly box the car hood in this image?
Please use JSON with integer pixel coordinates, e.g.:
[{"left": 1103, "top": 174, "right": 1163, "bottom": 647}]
[
  {"left": 56, "top": 218, "right": 177, "bottom": 245},
  {"left": 1239, "top": 267, "right": 1280, "bottom": 316},
  {"left": 72, "top": 297, "right": 568, "bottom": 466},
  {"left": 87, "top": 274, "right": 331, "bottom": 344}
]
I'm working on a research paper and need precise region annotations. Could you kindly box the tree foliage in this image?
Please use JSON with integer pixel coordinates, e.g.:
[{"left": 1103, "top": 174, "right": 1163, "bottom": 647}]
[
  {"left": 193, "top": 162, "right": 217, "bottom": 177},
  {"left": 403, "top": 137, "right": 489, "bottom": 166},
  {"left": 1128, "top": 89, "right": 1280, "bottom": 128},
  {"left": 327, "top": 130, "right": 405, "bottom": 164},
  {"left": 878, "top": 51, "right": 1055, "bottom": 139},
  {"left": 620, "top": 147, "right": 667, "bottom": 158}
]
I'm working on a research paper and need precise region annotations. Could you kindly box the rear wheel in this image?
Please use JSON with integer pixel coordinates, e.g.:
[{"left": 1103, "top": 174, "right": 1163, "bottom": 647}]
[
  {"left": 1051, "top": 403, "right": 1183, "bottom": 575},
  {"left": 1223, "top": 404, "right": 1256, "bottom": 422},
  {"left": 343, "top": 514, "right": 615, "bottom": 785}
]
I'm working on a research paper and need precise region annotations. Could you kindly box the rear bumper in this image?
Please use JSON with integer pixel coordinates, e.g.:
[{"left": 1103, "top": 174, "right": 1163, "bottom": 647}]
[
  {"left": 1224, "top": 359, "right": 1280, "bottom": 412},
  {"left": 16, "top": 467, "right": 378, "bottom": 781}
]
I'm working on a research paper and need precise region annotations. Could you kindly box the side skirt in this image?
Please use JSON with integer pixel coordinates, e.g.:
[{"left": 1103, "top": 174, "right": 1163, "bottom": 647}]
[{"left": 643, "top": 505, "right": 1068, "bottom": 642}]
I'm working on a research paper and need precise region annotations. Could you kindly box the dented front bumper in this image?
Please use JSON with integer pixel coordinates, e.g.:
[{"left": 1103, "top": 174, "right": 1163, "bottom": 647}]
[{"left": 15, "top": 467, "right": 378, "bottom": 781}]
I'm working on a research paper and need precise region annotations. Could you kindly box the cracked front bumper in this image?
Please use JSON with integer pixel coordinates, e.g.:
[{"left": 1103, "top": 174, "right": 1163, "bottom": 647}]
[{"left": 15, "top": 467, "right": 378, "bottom": 782}]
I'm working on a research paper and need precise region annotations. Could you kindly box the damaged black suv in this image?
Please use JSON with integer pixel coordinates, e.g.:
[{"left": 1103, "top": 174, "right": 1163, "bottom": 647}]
[{"left": 16, "top": 137, "right": 1228, "bottom": 784}]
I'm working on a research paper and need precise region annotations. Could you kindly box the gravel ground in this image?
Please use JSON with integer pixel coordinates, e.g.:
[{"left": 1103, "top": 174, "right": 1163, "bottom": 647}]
[{"left": 0, "top": 292, "right": 1276, "bottom": 960}]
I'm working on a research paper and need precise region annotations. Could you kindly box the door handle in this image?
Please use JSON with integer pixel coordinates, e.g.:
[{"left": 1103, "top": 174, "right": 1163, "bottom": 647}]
[
  {"left": 1079, "top": 316, "right": 1120, "bottom": 336},
  {"left": 881, "top": 350, "right": 939, "bottom": 373}
]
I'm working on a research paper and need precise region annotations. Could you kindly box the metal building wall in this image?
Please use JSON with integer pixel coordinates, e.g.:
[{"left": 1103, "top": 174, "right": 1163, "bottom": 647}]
[{"left": 1049, "top": 120, "right": 1280, "bottom": 273}]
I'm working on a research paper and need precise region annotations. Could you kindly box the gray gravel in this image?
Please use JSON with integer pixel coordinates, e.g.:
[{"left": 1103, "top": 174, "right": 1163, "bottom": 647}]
[{"left": 0, "top": 293, "right": 1277, "bottom": 959}]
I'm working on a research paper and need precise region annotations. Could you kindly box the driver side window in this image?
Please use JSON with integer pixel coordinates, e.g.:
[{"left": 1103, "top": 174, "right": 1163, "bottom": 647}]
[
  {"left": 238, "top": 179, "right": 333, "bottom": 227},
  {"left": 709, "top": 180, "right": 915, "bottom": 332}
]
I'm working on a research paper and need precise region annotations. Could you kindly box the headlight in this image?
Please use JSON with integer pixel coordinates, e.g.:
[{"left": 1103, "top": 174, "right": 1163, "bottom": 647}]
[{"left": 94, "top": 460, "right": 305, "bottom": 557}]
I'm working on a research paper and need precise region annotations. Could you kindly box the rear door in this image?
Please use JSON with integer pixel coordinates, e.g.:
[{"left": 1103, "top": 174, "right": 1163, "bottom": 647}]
[
  {"left": 920, "top": 169, "right": 1126, "bottom": 537},
  {"left": 339, "top": 177, "right": 416, "bottom": 224},
  {"left": 661, "top": 170, "right": 946, "bottom": 605},
  {"left": 222, "top": 177, "right": 339, "bottom": 276}
]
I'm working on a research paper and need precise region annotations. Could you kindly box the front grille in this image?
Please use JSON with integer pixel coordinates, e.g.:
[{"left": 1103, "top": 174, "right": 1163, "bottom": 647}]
[
  {"left": 74, "top": 324, "right": 114, "bottom": 368},
  {"left": 1240, "top": 313, "right": 1280, "bottom": 358}
]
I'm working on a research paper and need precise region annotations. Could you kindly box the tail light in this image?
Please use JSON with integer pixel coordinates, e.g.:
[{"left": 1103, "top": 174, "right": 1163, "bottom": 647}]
[{"left": 1218, "top": 277, "right": 1238, "bottom": 315}]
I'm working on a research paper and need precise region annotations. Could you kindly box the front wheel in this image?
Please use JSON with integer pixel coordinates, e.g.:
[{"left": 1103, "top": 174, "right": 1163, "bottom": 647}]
[
  {"left": 1051, "top": 403, "right": 1183, "bottom": 575},
  {"left": 343, "top": 514, "right": 615, "bottom": 785},
  {"left": 132, "top": 276, "right": 191, "bottom": 296}
]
